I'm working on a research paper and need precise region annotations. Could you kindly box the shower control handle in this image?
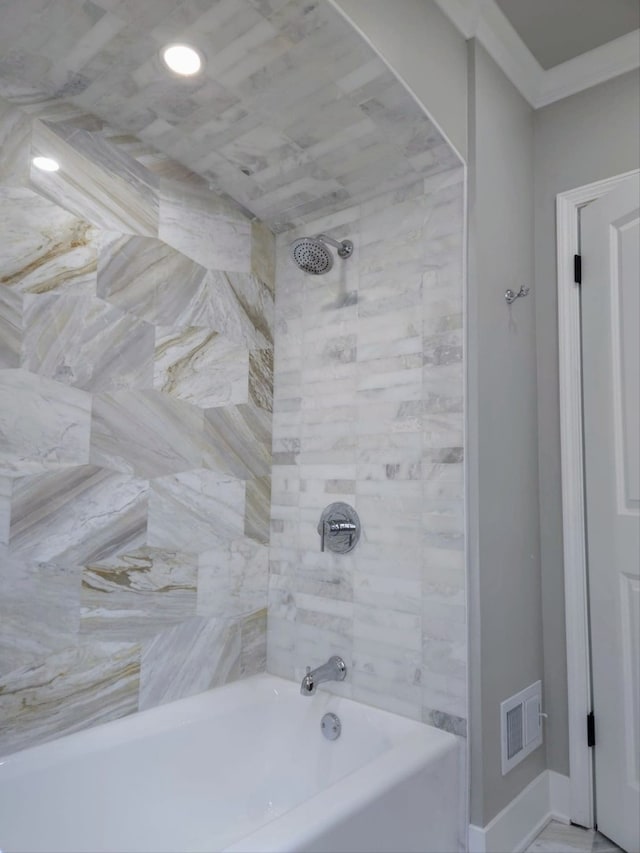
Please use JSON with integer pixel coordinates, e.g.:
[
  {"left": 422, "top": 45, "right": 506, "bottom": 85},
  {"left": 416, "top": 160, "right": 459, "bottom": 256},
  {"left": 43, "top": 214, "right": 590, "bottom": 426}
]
[
  {"left": 321, "top": 520, "right": 357, "bottom": 551},
  {"left": 317, "top": 503, "right": 361, "bottom": 554}
]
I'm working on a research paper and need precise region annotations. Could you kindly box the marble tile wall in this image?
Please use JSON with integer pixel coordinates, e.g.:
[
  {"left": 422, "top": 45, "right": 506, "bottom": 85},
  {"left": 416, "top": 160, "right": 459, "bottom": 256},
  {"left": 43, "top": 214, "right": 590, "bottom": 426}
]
[
  {"left": 0, "top": 97, "right": 275, "bottom": 756},
  {"left": 267, "top": 166, "right": 467, "bottom": 736}
]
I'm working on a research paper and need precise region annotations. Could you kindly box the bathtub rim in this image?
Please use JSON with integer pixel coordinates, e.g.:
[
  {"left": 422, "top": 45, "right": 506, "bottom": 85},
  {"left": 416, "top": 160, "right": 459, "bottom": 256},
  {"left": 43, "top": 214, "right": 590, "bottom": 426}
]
[{"left": 0, "top": 672, "right": 456, "bottom": 776}]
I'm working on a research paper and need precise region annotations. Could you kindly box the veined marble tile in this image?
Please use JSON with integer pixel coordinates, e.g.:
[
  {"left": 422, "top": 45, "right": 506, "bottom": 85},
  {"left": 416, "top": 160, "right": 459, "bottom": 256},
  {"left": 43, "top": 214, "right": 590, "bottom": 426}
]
[
  {"left": 353, "top": 603, "right": 422, "bottom": 652},
  {"left": 356, "top": 400, "right": 423, "bottom": 435},
  {"left": 240, "top": 607, "right": 267, "bottom": 677},
  {"left": 422, "top": 609, "right": 466, "bottom": 686},
  {"left": 352, "top": 636, "right": 421, "bottom": 685},
  {"left": 422, "top": 707, "right": 466, "bottom": 738},
  {"left": 30, "top": 120, "right": 159, "bottom": 236},
  {"left": 158, "top": 180, "right": 251, "bottom": 273},
  {"left": 353, "top": 573, "right": 421, "bottom": 616},
  {"left": 351, "top": 653, "right": 422, "bottom": 711},
  {"left": 350, "top": 681, "right": 421, "bottom": 721},
  {"left": 423, "top": 183, "right": 464, "bottom": 242},
  {"left": 423, "top": 498, "right": 465, "bottom": 538},
  {"left": 422, "top": 672, "right": 467, "bottom": 723},
  {"left": 148, "top": 469, "right": 245, "bottom": 553},
  {"left": 0, "top": 369, "right": 91, "bottom": 476},
  {"left": 0, "top": 96, "right": 31, "bottom": 186},
  {"left": 225, "top": 271, "right": 275, "bottom": 347},
  {"left": 9, "top": 465, "right": 148, "bottom": 565},
  {"left": 81, "top": 548, "right": 198, "bottom": 642},
  {"left": 138, "top": 615, "right": 241, "bottom": 711},
  {"left": 245, "top": 475, "right": 271, "bottom": 544},
  {"left": 90, "top": 389, "right": 204, "bottom": 478},
  {"left": 423, "top": 165, "right": 464, "bottom": 197},
  {"left": 269, "top": 176, "right": 464, "bottom": 727},
  {"left": 0, "top": 557, "right": 81, "bottom": 676},
  {"left": 251, "top": 220, "right": 276, "bottom": 294},
  {"left": 360, "top": 193, "right": 429, "bottom": 249},
  {"left": 0, "top": 0, "right": 461, "bottom": 232},
  {"left": 357, "top": 307, "right": 422, "bottom": 351},
  {"left": 96, "top": 232, "right": 207, "bottom": 324},
  {"left": 0, "top": 187, "right": 97, "bottom": 295},
  {"left": 249, "top": 348, "right": 274, "bottom": 411},
  {"left": 22, "top": 292, "right": 154, "bottom": 391},
  {"left": 118, "top": 263, "right": 271, "bottom": 352},
  {"left": 160, "top": 269, "right": 263, "bottom": 348},
  {"left": 266, "top": 615, "right": 296, "bottom": 677},
  {"left": 353, "top": 542, "right": 422, "bottom": 582},
  {"left": 197, "top": 539, "right": 268, "bottom": 618},
  {"left": 0, "top": 477, "right": 11, "bottom": 544},
  {"left": 154, "top": 326, "right": 249, "bottom": 408},
  {"left": 203, "top": 404, "right": 271, "bottom": 480},
  {"left": 0, "top": 286, "right": 22, "bottom": 368},
  {"left": 0, "top": 641, "right": 140, "bottom": 756}
]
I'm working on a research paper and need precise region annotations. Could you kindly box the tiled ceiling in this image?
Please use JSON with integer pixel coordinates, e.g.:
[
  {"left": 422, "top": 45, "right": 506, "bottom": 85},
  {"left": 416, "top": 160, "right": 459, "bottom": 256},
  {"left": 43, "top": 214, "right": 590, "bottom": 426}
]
[{"left": 0, "top": 0, "right": 459, "bottom": 231}]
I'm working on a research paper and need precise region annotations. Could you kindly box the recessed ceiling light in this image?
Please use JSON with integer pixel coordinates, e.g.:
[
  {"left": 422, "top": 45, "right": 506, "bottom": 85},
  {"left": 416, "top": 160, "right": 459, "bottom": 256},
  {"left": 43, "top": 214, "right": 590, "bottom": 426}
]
[
  {"left": 161, "top": 43, "right": 203, "bottom": 76},
  {"left": 32, "top": 156, "right": 60, "bottom": 172}
]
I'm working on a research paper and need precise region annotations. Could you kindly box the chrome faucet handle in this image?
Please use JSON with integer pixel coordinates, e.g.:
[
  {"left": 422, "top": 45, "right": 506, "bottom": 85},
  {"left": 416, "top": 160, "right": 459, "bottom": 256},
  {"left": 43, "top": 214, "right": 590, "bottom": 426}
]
[{"left": 317, "top": 503, "right": 360, "bottom": 554}]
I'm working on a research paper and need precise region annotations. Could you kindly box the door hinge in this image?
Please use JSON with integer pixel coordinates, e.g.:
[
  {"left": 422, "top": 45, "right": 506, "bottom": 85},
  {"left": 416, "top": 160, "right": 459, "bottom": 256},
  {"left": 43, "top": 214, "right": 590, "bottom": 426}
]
[
  {"left": 574, "top": 254, "right": 582, "bottom": 284},
  {"left": 587, "top": 711, "right": 595, "bottom": 747}
]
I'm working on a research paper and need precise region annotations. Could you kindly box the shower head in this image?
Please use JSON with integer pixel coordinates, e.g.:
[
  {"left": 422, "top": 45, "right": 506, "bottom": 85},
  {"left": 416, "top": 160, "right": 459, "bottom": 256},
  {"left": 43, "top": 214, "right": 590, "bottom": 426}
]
[{"left": 290, "top": 234, "right": 353, "bottom": 275}]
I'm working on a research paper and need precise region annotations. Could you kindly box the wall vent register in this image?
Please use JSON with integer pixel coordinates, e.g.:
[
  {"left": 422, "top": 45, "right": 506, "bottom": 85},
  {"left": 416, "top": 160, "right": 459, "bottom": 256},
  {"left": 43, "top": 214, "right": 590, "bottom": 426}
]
[{"left": 500, "top": 680, "right": 544, "bottom": 774}]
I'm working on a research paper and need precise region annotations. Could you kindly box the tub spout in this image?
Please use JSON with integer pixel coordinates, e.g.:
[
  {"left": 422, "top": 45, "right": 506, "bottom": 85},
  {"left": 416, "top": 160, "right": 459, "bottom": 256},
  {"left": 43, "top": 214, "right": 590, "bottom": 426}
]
[{"left": 300, "top": 656, "right": 347, "bottom": 696}]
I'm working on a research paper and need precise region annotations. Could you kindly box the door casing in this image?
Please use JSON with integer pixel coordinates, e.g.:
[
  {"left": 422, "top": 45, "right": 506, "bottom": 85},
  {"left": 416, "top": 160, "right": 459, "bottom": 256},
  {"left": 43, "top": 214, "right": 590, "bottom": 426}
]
[{"left": 556, "top": 168, "right": 640, "bottom": 829}]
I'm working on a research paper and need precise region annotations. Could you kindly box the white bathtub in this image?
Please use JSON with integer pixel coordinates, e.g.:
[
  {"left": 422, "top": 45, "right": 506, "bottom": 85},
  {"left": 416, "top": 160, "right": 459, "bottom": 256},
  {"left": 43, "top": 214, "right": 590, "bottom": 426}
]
[{"left": 0, "top": 673, "right": 460, "bottom": 853}]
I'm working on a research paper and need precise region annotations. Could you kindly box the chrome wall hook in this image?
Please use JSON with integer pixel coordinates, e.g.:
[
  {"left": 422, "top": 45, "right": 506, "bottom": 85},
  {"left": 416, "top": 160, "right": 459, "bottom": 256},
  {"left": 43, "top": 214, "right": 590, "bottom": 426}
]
[{"left": 505, "top": 285, "right": 530, "bottom": 305}]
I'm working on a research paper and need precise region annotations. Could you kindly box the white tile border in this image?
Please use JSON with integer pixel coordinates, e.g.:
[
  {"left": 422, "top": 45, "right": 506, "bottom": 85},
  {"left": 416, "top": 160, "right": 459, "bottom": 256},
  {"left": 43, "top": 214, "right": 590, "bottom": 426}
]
[{"left": 468, "top": 770, "right": 570, "bottom": 853}]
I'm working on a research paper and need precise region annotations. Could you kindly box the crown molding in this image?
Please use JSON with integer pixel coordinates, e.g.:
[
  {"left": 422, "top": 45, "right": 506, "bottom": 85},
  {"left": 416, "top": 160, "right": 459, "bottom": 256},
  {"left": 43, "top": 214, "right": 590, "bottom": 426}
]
[
  {"left": 536, "top": 30, "right": 640, "bottom": 107},
  {"left": 434, "top": 0, "right": 640, "bottom": 109}
]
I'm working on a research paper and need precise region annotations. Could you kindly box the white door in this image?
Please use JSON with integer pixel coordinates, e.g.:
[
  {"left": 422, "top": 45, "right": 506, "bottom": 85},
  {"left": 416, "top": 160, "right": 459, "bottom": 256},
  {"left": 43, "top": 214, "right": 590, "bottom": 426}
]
[{"left": 581, "top": 173, "right": 640, "bottom": 853}]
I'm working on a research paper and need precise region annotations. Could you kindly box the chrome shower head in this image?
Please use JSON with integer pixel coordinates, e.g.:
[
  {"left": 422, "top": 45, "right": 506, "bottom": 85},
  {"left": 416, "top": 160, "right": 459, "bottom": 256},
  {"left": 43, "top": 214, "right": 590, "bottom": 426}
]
[{"left": 290, "top": 234, "right": 353, "bottom": 275}]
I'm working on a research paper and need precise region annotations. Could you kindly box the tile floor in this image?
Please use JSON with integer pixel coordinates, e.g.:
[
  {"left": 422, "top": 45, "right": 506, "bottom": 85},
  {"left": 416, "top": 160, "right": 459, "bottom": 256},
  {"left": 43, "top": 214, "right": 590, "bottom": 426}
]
[{"left": 526, "top": 820, "right": 624, "bottom": 852}]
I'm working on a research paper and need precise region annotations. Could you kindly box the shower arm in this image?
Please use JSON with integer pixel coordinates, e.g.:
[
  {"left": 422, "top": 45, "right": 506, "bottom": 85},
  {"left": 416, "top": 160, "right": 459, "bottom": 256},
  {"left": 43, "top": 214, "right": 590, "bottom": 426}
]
[
  {"left": 315, "top": 234, "right": 353, "bottom": 257},
  {"left": 315, "top": 233, "right": 344, "bottom": 249}
]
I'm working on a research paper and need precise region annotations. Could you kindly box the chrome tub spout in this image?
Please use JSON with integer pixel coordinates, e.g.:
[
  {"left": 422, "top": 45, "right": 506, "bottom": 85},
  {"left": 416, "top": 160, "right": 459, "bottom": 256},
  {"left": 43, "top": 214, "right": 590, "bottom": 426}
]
[{"left": 300, "top": 656, "right": 347, "bottom": 696}]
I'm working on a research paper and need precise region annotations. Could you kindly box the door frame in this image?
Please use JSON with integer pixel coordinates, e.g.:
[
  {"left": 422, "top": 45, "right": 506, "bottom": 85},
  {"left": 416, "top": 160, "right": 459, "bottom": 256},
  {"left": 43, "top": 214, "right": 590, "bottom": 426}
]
[{"left": 556, "top": 168, "right": 640, "bottom": 829}]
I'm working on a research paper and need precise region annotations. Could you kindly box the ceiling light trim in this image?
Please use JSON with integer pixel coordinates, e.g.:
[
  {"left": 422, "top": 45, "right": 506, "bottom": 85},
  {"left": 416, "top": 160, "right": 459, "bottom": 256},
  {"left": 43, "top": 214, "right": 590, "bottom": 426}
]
[
  {"left": 434, "top": 0, "right": 640, "bottom": 108},
  {"left": 32, "top": 155, "right": 60, "bottom": 172},
  {"left": 161, "top": 43, "right": 204, "bottom": 77}
]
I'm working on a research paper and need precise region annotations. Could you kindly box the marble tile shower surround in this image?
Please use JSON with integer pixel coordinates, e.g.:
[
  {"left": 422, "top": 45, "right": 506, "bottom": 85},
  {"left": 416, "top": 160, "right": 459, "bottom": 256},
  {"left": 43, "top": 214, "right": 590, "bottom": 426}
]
[
  {"left": 0, "top": 0, "right": 460, "bottom": 232},
  {"left": 0, "top": 97, "right": 274, "bottom": 755},
  {"left": 267, "top": 166, "right": 466, "bottom": 736}
]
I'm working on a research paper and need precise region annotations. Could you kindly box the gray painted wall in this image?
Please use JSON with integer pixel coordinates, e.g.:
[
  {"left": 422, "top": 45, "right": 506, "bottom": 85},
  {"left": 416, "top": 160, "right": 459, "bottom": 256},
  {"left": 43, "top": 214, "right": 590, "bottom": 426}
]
[
  {"left": 330, "top": 0, "right": 468, "bottom": 160},
  {"left": 468, "top": 40, "right": 546, "bottom": 826},
  {"left": 533, "top": 68, "right": 640, "bottom": 775}
]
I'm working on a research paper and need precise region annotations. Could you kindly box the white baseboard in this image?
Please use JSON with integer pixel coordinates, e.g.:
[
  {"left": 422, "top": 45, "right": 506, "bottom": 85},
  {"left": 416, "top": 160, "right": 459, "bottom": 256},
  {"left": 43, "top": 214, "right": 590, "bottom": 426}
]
[
  {"left": 548, "top": 770, "right": 571, "bottom": 824},
  {"left": 468, "top": 770, "right": 571, "bottom": 852}
]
